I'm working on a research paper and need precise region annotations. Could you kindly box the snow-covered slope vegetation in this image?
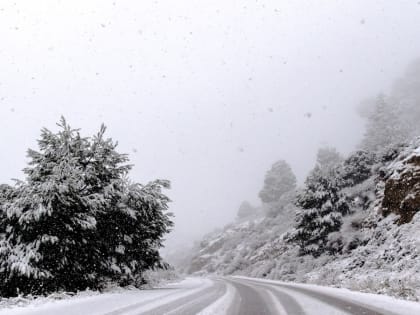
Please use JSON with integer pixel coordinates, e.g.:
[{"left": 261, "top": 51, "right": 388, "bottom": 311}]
[
  {"left": 187, "top": 139, "right": 420, "bottom": 300},
  {"left": 185, "top": 61, "right": 420, "bottom": 301}
]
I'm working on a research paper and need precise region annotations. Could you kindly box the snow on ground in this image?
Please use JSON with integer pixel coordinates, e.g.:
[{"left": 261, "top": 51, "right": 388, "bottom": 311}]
[
  {"left": 236, "top": 276, "right": 420, "bottom": 315},
  {"left": 196, "top": 281, "right": 236, "bottom": 315},
  {"left": 3, "top": 276, "right": 420, "bottom": 315},
  {"left": 0, "top": 278, "right": 211, "bottom": 315},
  {"left": 250, "top": 279, "right": 348, "bottom": 315},
  {"left": 264, "top": 290, "right": 288, "bottom": 315}
]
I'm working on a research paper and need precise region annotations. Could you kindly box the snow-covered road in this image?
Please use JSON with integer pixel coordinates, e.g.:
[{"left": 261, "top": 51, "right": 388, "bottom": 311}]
[{"left": 1, "top": 277, "right": 420, "bottom": 315}]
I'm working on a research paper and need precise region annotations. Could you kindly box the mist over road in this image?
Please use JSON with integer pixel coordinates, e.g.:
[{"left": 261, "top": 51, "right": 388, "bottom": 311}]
[{"left": 3, "top": 277, "right": 420, "bottom": 315}]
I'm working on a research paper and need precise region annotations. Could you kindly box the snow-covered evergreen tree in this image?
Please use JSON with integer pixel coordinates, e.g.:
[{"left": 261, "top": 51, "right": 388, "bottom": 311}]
[
  {"left": 236, "top": 201, "right": 257, "bottom": 219},
  {"left": 99, "top": 180, "right": 173, "bottom": 286},
  {"left": 259, "top": 160, "right": 297, "bottom": 204},
  {"left": 288, "top": 148, "right": 348, "bottom": 257},
  {"left": 316, "top": 147, "right": 343, "bottom": 168},
  {"left": 360, "top": 60, "right": 420, "bottom": 154},
  {"left": 0, "top": 118, "right": 173, "bottom": 296},
  {"left": 360, "top": 95, "right": 409, "bottom": 152},
  {"left": 0, "top": 184, "right": 15, "bottom": 220},
  {"left": 392, "top": 58, "right": 420, "bottom": 139},
  {"left": 340, "top": 150, "right": 377, "bottom": 187},
  {"left": 288, "top": 148, "right": 379, "bottom": 257},
  {"left": 0, "top": 119, "right": 122, "bottom": 294}
]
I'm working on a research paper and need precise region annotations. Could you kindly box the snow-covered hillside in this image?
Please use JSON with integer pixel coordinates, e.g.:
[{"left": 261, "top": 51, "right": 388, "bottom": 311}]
[{"left": 185, "top": 139, "right": 420, "bottom": 301}]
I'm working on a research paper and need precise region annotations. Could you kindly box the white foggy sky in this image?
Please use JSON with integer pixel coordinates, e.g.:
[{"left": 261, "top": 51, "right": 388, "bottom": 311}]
[{"left": 1, "top": 1, "right": 420, "bottom": 247}]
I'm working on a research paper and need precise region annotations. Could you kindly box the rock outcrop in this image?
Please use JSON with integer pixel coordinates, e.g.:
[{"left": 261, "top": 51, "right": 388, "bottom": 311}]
[{"left": 382, "top": 142, "right": 420, "bottom": 224}]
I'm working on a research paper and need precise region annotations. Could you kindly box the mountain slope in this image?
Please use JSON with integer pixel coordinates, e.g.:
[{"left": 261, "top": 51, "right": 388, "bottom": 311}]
[{"left": 186, "top": 138, "right": 420, "bottom": 301}]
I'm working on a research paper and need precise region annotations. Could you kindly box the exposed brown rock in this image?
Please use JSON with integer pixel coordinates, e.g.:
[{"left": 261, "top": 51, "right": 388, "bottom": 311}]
[{"left": 382, "top": 150, "right": 420, "bottom": 224}]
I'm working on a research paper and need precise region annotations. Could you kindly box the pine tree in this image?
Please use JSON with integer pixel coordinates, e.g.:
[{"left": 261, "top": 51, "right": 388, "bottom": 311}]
[
  {"left": 0, "top": 118, "right": 173, "bottom": 296},
  {"left": 361, "top": 95, "right": 408, "bottom": 152},
  {"left": 259, "top": 160, "right": 297, "bottom": 204},
  {"left": 98, "top": 180, "right": 173, "bottom": 286},
  {"left": 316, "top": 147, "right": 343, "bottom": 168},
  {"left": 0, "top": 119, "right": 112, "bottom": 294},
  {"left": 392, "top": 58, "right": 420, "bottom": 139},
  {"left": 340, "top": 150, "right": 377, "bottom": 187},
  {"left": 0, "top": 184, "right": 17, "bottom": 288},
  {"left": 288, "top": 148, "right": 348, "bottom": 257},
  {"left": 236, "top": 201, "right": 257, "bottom": 219}
]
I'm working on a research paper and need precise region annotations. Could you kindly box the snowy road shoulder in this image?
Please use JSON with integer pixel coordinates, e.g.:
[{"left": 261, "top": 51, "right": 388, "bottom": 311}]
[
  {"left": 234, "top": 276, "right": 420, "bottom": 315},
  {"left": 0, "top": 278, "right": 212, "bottom": 315},
  {"left": 196, "top": 281, "right": 236, "bottom": 315}
]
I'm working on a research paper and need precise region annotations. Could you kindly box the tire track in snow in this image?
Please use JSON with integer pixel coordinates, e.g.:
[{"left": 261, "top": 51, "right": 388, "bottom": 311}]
[
  {"left": 227, "top": 278, "right": 304, "bottom": 315},
  {"left": 224, "top": 279, "right": 273, "bottom": 315},
  {"left": 239, "top": 278, "right": 400, "bottom": 315},
  {"left": 274, "top": 283, "right": 398, "bottom": 315},
  {"left": 137, "top": 280, "right": 226, "bottom": 315},
  {"left": 102, "top": 289, "right": 180, "bottom": 315},
  {"left": 102, "top": 279, "right": 214, "bottom": 315},
  {"left": 196, "top": 281, "right": 236, "bottom": 315}
]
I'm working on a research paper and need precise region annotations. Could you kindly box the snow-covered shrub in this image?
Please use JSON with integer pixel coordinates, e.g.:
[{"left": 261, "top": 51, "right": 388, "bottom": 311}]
[{"left": 139, "top": 266, "right": 180, "bottom": 288}]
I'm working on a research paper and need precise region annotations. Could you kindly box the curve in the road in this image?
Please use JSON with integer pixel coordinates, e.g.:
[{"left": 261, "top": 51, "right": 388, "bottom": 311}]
[
  {"left": 102, "top": 277, "right": 404, "bottom": 315},
  {"left": 225, "top": 279, "right": 273, "bottom": 315},
  {"left": 275, "top": 283, "right": 398, "bottom": 315},
  {"left": 227, "top": 278, "right": 307, "bottom": 315},
  {"left": 238, "top": 277, "right": 400, "bottom": 315}
]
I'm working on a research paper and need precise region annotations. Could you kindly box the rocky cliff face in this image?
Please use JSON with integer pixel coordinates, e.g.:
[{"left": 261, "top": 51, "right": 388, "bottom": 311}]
[{"left": 382, "top": 144, "right": 420, "bottom": 224}]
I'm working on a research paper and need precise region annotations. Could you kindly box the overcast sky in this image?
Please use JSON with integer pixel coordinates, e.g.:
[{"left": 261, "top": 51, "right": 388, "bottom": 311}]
[{"left": 1, "top": 1, "right": 420, "bottom": 248}]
